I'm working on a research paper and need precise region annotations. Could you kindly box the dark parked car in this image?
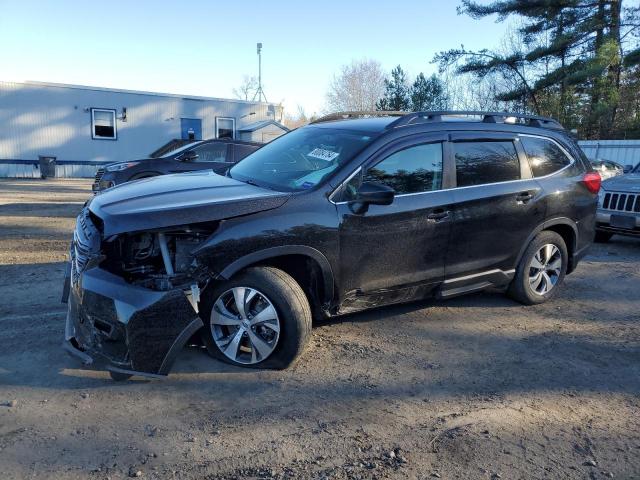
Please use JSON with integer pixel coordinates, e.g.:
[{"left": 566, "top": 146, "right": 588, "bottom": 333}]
[
  {"left": 595, "top": 161, "right": 640, "bottom": 242},
  {"left": 92, "top": 138, "right": 262, "bottom": 192},
  {"left": 63, "top": 110, "right": 600, "bottom": 380}
]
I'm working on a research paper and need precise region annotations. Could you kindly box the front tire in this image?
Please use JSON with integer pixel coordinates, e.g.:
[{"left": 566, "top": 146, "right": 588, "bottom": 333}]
[
  {"left": 200, "top": 267, "right": 312, "bottom": 369},
  {"left": 507, "top": 231, "right": 568, "bottom": 305}
]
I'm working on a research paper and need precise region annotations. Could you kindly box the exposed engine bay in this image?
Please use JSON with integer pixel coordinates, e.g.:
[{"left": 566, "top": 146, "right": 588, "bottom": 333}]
[{"left": 100, "top": 226, "right": 215, "bottom": 295}]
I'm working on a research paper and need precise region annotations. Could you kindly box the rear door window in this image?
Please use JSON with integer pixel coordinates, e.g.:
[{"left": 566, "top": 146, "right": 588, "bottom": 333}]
[
  {"left": 453, "top": 141, "right": 520, "bottom": 187},
  {"left": 519, "top": 136, "right": 571, "bottom": 177},
  {"left": 191, "top": 143, "right": 228, "bottom": 163}
]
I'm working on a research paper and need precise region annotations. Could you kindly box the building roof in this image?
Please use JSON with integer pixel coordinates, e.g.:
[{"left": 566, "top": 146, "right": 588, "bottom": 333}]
[
  {"left": 0, "top": 80, "right": 279, "bottom": 107},
  {"left": 237, "top": 120, "right": 290, "bottom": 132}
]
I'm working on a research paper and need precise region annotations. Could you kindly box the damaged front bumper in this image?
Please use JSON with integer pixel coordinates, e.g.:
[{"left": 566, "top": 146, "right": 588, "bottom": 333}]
[{"left": 63, "top": 265, "right": 203, "bottom": 378}]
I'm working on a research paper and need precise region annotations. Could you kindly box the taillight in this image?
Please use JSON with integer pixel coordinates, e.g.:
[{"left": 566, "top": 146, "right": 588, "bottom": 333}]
[{"left": 582, "top": 171, "right": 601, "bottom": 194}]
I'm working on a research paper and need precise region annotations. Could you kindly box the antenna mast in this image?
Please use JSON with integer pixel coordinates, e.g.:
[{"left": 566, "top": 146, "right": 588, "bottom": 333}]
[{"left": 252, "top": 42, "right": 268, "bottom": 103}]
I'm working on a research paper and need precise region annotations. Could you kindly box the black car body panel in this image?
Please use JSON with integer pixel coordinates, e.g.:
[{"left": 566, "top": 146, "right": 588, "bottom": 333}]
[
  {"left": 92, "top": 139, "right": 262, "bottom": 192},
  {"left": 63, "top": 111, "right": 597, "bottom": 376},
  {"left": 89, "top": 170, "right": 290, "bottom": 236}
]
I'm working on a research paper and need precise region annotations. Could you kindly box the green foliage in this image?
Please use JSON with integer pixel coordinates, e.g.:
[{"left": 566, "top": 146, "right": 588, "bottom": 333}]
[
  {"left": 410, "top": 73, "right": 449, "bottom": 111},
  {"left": 376, "top": 65, "right": 411, "bottom": 111},
  {"left": 436, "top": 0, "right": 640, "bottom": 139},
  {"left": 377, "top": 68, "right": 449, "bottom": 112}
]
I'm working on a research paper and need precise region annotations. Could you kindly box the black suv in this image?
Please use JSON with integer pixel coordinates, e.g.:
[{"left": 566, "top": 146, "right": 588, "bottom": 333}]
[
  {"left": 63, "top": 111, "right": 600, "bottom": 380},
  {"left": 92, "top": 138, "right": 262, "bottom": 192}
]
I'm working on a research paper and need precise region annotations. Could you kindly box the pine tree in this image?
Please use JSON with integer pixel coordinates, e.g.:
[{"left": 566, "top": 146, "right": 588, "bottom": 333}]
[
  {"left": 436, "top": 0, "right": 640, "bottom": 138},
  {"left": 376, "top": 66, "right": 411, "bottom": 111},
  {"left": 410, "top": 73, "right": 449, "bottom": 111}
]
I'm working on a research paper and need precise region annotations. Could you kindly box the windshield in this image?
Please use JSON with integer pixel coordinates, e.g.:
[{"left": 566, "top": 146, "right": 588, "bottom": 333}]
[
  {"left": 229, "top": 127, "right": 375, "bottom": 191},
  {"left": 160, "top": 141, "right": 202, "bottom": 158}
]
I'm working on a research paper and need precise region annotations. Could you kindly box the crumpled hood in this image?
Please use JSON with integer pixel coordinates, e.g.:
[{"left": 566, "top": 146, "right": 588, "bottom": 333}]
[
  {"left": 89, "top": 170, "right": 290, "bottom": 236},
  {"left": 601, "top": 173, "right": 640, "bottom": 193}
]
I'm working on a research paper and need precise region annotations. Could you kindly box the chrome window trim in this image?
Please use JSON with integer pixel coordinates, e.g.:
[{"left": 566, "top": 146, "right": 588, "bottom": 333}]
[
  {"left": 328, "top": 167, "right": 362, "bottom": 204},
  {"left": 328, "top": 133, "right": 578, "bottom": 205}
]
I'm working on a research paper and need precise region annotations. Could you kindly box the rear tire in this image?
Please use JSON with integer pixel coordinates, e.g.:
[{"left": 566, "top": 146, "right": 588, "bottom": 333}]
[
  {"left": 594, "top": 231, "right": 613, "bottom": 243},
  {"left": 200, "top": 267, "right": 312, "bottom": 369},
  {"left": 507, "top": 231, "right": 568, "bottom": 305}
]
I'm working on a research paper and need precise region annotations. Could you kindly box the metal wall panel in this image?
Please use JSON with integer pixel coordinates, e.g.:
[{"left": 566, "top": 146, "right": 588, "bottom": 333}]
[
  {"left": 578, "top": 140, "right": 640, "bottom": 168},
  {"left": 0, "top": 81, "right": 283, "bottom": 177},
  {"left": 0, "top": 164, "right": 39, "bottom": 178}
]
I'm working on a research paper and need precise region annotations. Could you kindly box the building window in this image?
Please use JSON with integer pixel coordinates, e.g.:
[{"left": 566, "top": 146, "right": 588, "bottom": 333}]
[
  {"left": 91, "top": 108, "right": 117, "bottom": 140},
  {"left": 216, "top": 117, "right": 235, "bottom": 139}
]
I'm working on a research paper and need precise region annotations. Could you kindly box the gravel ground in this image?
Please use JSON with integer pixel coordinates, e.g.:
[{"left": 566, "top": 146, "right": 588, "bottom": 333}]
[{"left": 0, "top": 178, "right": 639, "bottom": 480}]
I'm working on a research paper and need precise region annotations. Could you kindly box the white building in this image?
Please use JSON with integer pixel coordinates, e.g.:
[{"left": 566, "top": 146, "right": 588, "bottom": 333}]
[
  {"left": 0, "top": 81, "right": 288, "bottom": 178},
  {"left": 577, "top": 140, "right": 640, "bottom": 169}
]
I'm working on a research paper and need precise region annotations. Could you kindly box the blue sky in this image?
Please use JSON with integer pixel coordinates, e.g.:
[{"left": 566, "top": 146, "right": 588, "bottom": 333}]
[{"left": 0, "top": 0, "right": 507, "bottom": 114}]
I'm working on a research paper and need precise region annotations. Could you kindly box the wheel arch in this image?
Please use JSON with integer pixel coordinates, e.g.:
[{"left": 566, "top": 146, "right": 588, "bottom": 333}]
[
  {"left": 218, "top": 246, "right": 335, "bottom": 312},
  {"left": 516, "top": 217, "right": 578, "bottom": 274}
]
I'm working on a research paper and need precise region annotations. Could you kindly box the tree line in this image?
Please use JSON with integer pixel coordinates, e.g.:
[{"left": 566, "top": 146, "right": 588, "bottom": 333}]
[
  {"left": 322, "top": 0, "right": 639, "bottom": 139},
  {"left": 325, "top": 61, "right": 450, "bottom": 114}
]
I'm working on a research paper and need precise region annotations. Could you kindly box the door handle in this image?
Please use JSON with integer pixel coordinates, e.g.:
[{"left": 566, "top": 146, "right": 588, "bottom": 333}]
[
  {"left": 427, "top": 209, "right": 450, "bottom": 222},
  {"left": 516, "top": 191, "right": 534, "bottom": 203}
]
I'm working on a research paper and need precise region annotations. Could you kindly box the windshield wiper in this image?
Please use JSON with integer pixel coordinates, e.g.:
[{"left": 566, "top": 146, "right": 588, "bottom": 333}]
[{"left": 243, "top": 178, "right": 263, "bottom": 187}]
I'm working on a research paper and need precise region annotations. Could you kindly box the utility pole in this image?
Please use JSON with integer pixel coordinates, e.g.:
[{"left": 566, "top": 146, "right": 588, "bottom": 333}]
[{"left": 252, "top": 42, "right": 268, "bottom": 103}]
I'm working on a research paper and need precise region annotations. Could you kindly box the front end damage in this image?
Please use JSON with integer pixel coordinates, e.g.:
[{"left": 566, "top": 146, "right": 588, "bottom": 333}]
[{"left": 62, "top": 207, "right": 213, "bottom": 377}]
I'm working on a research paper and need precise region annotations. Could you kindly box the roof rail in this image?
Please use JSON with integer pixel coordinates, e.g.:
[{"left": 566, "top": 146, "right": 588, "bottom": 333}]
[
  {"left": 387, "top": 110, "right": 564, "bottom": 130},
  {"left": 311, "top": 111, "right": 407, "bottom": 124}
]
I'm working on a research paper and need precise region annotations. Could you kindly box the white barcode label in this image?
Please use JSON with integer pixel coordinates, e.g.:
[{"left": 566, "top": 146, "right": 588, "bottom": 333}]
[{"left": 307, "top": 148, "right": 339, "bottom": 162}]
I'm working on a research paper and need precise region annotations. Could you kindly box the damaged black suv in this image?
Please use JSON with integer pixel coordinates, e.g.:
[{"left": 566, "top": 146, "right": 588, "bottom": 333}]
[{"left": 63, "top": 111, "right": 599, "bottom": 380}]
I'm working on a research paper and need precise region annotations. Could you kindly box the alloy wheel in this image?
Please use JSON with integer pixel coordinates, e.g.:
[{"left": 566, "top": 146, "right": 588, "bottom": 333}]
[
  {"left": 210, "top": 287, "right": 280, "bottom": 364},
  {"left": 528, "top": 244, "right": 562, "bottom": 296}
]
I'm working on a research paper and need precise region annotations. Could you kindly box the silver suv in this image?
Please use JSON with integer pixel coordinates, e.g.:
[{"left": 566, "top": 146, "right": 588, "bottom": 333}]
[{"left": 596, "top": 162, "right": 640, "bottom": 242}]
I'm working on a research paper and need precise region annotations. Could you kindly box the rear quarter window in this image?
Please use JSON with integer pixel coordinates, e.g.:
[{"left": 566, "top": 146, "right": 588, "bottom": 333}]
[{"left": 520, "top": 136, "right": 572, "bottom": 177}]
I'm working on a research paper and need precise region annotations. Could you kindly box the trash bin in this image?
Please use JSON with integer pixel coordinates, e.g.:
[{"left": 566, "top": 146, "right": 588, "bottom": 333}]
[{"left": 39, "top": 156, "right": 57, "bottom": 179}]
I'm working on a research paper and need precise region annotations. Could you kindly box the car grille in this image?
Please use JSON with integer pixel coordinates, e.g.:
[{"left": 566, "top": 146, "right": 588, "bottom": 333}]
[
  {"left": 94, "top": 167, "right": 105, "bottom": 184},
  {"left": 602, "top": 192, "right": 640, "bottom": 213},
  {"left": 72, "top": 208, "right": 101, "bottom": 274}
]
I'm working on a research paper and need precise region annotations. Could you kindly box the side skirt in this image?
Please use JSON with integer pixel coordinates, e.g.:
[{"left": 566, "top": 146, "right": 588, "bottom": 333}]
[{"left": 437, "top": 269, "right": 515, "bottom": 299}]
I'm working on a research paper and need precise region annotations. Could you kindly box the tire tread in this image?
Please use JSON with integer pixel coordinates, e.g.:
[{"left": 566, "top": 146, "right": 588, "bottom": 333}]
[
  {"left": 507, "top": 230, "right": 568, "bottom": 306},
  {"left": 200, "top": 266, "right": 312, "bottom": 369}
]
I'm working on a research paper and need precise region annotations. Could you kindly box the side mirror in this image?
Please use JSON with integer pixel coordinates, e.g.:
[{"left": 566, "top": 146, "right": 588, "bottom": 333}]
[
  {"left": 180, "top": 151, "right": 199, "bottom": 162},
  {"left": 356, "top": 181, "right": 395, "bottom": 206},
  {"left": 623, "top": 164, "right": 633, "bottom": 173}
]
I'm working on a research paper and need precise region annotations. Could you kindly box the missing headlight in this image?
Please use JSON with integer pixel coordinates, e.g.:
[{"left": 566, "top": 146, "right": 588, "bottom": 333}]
[{"left": 101, "top": 227, "right": 214, "bottom": 292}]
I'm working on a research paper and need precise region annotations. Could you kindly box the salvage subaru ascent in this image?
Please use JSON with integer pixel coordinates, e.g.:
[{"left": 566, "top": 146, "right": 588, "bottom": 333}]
[{"left": 63, "top": 111, "right": 599, "bottom": 380}]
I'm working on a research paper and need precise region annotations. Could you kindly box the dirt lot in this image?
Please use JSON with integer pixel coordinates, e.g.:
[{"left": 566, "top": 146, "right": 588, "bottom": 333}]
[{"left": 0, "top": 178, "right": 639, "bottom": 480}]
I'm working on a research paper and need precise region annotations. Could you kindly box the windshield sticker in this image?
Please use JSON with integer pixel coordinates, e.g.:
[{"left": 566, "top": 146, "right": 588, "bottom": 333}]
[
  {"left": 300, "top": 181, "right": 315, "bottom": 189},
  {"left": 307, "top": 148, "right": 340, "bottom": 162}
]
